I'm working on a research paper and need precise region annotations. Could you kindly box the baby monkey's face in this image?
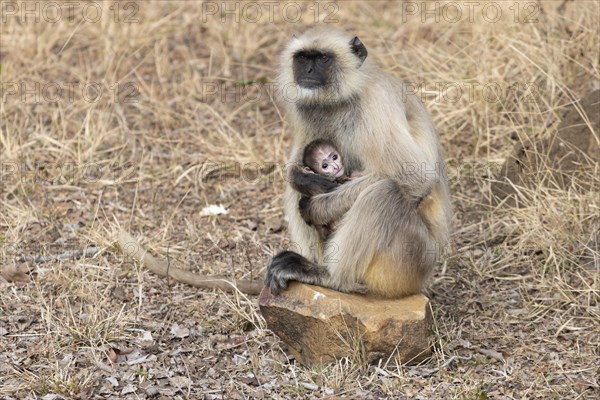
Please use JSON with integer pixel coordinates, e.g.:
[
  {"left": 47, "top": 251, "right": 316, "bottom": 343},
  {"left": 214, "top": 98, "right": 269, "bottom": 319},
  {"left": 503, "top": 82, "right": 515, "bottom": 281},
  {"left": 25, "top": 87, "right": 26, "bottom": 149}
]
[{"left": 312, "top": 145, "right": 345, "bottom": 178}]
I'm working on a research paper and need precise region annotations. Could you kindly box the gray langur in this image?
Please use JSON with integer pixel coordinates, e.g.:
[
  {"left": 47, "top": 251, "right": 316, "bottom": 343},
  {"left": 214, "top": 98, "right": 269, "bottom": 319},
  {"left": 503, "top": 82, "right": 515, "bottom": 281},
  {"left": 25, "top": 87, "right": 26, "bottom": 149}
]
[{"left": 265, "top": 26, "right": 451, "bottom": 298}]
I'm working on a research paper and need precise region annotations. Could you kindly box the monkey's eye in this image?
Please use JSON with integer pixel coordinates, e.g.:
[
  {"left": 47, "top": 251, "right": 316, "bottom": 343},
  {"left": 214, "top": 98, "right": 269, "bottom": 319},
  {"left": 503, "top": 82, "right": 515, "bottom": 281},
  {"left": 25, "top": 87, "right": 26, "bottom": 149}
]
[
  {"left": 332, "top": 154, "right": 338, "bottom": 160},
  {"left": 319, "top": 55, "right": 330, "bottom": 64},
  {"left": 297, "top": 55, "right": 307, "bottom": 64},
  {"left": 322, "top": 163, "right": 328, "bottom": 169}
]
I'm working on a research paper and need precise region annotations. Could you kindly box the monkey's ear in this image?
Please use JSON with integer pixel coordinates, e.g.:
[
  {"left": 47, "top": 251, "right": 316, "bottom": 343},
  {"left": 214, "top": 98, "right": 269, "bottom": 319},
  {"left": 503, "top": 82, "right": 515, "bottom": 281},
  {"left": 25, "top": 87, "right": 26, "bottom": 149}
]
[{"left": 349, "top": 36, "right": 368, "bottom": 65}]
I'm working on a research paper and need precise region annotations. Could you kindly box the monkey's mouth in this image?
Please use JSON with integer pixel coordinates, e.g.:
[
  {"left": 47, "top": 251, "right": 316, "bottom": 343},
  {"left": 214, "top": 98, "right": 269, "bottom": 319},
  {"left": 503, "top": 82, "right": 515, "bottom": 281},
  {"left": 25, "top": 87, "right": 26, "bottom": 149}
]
[
  {"left": 334, "top": 167, "right": 345, "bottom": 178},
  {"left": 297, "top": 79, "right": 324, "bottom": 89}
]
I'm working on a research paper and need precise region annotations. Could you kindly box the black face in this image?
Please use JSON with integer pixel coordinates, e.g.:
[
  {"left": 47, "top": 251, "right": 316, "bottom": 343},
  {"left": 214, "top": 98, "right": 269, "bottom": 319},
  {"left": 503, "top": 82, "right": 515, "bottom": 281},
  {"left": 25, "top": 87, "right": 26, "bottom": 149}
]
[{"left": 293, "top": 50, "right": 335, "bottom": 89}]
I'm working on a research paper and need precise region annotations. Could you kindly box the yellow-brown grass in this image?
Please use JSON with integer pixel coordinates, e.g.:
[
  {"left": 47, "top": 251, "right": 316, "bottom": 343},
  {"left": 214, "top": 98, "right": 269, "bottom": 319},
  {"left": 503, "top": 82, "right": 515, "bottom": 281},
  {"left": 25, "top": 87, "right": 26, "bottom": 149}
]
[{"left": 1, "top": 1, "right": 598, "bottom": 398}]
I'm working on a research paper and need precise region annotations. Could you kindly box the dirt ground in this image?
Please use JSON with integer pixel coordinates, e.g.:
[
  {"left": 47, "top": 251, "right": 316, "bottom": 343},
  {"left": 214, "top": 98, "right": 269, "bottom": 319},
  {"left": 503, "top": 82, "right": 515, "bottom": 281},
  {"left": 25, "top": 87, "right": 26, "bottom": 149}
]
[{"left": 1, "top": 1, "right": 598, "bottom": 399}]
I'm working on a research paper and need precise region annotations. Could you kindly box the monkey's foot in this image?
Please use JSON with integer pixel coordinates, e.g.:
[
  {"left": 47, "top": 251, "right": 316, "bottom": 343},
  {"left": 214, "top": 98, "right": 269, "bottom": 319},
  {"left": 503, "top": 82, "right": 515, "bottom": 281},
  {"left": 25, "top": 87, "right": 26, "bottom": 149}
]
[{"left": 265, "top": 251, "right": 330, "bottom": 295}]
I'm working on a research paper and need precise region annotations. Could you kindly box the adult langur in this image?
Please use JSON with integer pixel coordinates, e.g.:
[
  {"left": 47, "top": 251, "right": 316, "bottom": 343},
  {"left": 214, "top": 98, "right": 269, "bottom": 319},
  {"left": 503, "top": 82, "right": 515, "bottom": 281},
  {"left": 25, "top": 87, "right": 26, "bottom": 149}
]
[{"left": 264, "top": 26, "right": 451, "bottom": 298}]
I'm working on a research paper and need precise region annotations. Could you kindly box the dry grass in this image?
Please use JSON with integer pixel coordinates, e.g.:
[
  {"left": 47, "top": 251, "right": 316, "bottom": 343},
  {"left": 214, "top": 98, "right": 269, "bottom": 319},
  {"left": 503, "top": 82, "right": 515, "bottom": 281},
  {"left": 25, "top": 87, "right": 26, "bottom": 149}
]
[{"left": 1, "top": 1, "right": 598, "bottom": 398}]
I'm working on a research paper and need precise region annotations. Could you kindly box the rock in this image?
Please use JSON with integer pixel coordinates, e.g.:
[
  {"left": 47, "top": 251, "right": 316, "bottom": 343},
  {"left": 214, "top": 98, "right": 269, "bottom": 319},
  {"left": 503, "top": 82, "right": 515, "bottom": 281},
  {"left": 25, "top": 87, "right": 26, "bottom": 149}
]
[
  {"left": 491, "top": 90, "right": 599, "bottom": 205},
  {"left": 259, "top": 282, "right": 432, "bottom": 366}
]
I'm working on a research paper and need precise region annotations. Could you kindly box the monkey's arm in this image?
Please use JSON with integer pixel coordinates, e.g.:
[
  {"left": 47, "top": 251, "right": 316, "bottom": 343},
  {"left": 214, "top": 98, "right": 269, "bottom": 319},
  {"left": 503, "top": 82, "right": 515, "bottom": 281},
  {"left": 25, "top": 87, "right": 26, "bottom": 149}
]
[
  {"left": 299, "top": 173, "right": 380, "bottom": 226},
  {"left": 289, "top": 164, "right": 339, "bottom": 197},
  {"left": 299, "top": 166, "right": 436, "bottom": 227}
]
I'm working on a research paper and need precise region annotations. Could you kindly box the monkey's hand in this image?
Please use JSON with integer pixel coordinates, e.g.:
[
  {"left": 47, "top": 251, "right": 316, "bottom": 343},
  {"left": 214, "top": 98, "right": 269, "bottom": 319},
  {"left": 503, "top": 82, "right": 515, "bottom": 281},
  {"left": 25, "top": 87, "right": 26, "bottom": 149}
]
[
  {"left": 289, "top": 165, "right": 339, "bottom": 197},
  {"left": 298, "top": 190, "right": 349, "bottom": 226},
  {"left": 298, "top": 196, "right": 313, "bottom": 225}
]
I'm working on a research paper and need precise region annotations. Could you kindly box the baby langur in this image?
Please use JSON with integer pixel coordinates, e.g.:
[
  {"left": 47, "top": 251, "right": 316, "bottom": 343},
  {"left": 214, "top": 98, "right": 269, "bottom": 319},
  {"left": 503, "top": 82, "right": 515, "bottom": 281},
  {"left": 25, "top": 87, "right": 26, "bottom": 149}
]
[
  {"left": 302, "top": 139, "right": 360, "bottom": 241},
  {"left": 302, "top": 139, "right": 352, "bottom": 183}
]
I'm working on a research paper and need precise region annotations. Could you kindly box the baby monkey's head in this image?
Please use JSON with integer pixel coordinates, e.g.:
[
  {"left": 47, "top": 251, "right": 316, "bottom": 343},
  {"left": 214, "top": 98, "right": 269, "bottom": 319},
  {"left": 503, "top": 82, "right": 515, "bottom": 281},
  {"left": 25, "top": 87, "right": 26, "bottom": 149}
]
[{"left": 302, "top": 139, "right": 345, "bottom": 178}]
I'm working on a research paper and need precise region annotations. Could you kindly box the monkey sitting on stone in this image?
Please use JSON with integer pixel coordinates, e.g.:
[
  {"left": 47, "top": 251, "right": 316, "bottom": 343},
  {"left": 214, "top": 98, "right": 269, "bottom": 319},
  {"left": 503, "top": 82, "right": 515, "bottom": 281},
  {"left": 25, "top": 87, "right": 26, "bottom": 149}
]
[
  {"left": 265, "top": 26, "right": 452, "bottom": 298},
  {"left": 301, "top": 139, "right": 362, "bottom": 241}
]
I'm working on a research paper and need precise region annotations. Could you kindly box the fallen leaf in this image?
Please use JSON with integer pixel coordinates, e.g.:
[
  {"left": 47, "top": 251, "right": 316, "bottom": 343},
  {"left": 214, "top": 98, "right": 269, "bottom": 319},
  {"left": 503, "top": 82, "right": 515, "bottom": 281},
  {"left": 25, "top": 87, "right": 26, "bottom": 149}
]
[
  {"left": 233, "top": 353, "right": 247, "bottom": 365},
  {"left": 200, "top": 204, "right": 228, "bottom": 216},
  {"left": 140, "top": 330, "right": 154, "bottom": 344},
  {"left": 0, "top": 263, "right": 30, "bottom": 283},
  {"left": 477, "top": 348, "right": 505, "bottom": 363},
  {"left": 239, "top": 373, "right": 259, "bottom": 386},
  {"left": 112, "top": 286, "right": 130, "bottom": 301},
  {"left": 106, "top": 376, "right": 119, "bottom": 387},
  {"left": 121, "top": 384, "right": 137, "bottom": 395},
  {"left": 170, "top": 323, "right": 190, "bottom": 339},
  {"left": 108, "top": 348, "right": 118, "bottom": 363},
  {"left": 158, "top": 387, "right": 177, "bottom": 396},
  {"left": 16, "top": 317, "right": 34, "bottom": 331},
  {"left": 265, "top": 217, "right": 283, "bottom": 233},
  {"left": 109, "top": 347, "right": 149, "bottom": 364},
  {"left": 246, "top": 219, "right": 258, "bottom": 231},
  {"left": 145, "top": 386, "right": 159, "bottom": 396},
  {"left": 169, "top": 376, "right": 192, "bottom": 388},
  {"left": 300, "top": 382, "right": 319, "bottom": 391}
]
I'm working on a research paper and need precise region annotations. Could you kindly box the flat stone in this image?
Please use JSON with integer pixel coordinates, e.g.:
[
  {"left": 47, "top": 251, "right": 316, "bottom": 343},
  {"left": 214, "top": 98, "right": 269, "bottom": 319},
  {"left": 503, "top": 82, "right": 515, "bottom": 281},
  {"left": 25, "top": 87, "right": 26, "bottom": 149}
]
[{"left": 259, "top": 282, "right": 432, "bottom": 366}]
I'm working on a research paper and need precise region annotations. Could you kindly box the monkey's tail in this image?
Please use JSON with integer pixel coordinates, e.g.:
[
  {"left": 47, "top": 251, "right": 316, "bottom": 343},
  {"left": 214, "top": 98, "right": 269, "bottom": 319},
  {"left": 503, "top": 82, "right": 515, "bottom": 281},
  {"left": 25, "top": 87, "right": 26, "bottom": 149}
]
[{"left": 116, "top": 230, "right": 263, "bottom": 295}]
